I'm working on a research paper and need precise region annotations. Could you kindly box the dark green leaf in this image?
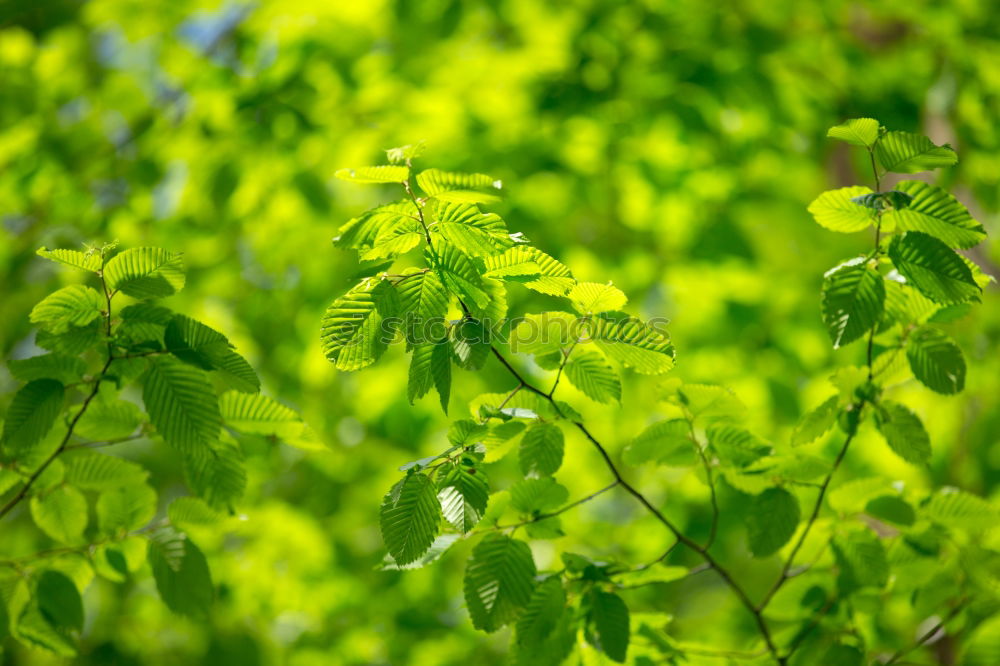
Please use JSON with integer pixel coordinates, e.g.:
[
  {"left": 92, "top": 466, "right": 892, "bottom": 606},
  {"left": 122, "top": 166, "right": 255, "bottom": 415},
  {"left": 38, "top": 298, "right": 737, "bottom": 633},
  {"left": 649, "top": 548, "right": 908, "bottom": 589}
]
[
  {"left": 1, "top": 379, "right": 64, "bottom": 459},
  {"left": 820, "top": 261, "right": 884, "bottom": 348},
  {"left": 745, "top": 487, "right": 800, "bottom": 557},
  {"left": 142, "top": 356, "right": 221, "bottom": 453},
  {"left": 518, "top": 422, "right": 564, "bottom": 477},
  {"left": 148, "top": 527, "right": 213, "bottom": 617},
  {"left": 589, "top": 590, "right": 630, "bottom": 663},
  {"left": 875, "top": 131, "right": 957, "bottom": 174},
  {"left": 875, "top": 401, "right": 932, "bottom": 464},
  {"left": 888, "top": 231, "right": 980, "bottom": 304},
  {"left": 463, "top": 534, "right": 536, "bottom": 632},
  {"left": 380, "top": 473, "right": 441, "bottom": 566},
  {"left": 906, "top": 326, "right": 966, "bottom": 394}
]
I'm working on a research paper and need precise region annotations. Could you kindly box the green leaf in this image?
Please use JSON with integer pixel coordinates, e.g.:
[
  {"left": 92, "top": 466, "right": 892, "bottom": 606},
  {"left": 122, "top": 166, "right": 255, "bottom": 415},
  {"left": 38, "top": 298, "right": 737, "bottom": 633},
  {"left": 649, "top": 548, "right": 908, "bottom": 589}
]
[
  {"left": 875, "top": 131, "right": 958, "bottom": 174},
  {"left": 30, "top": 486, "right": 87, "bottom": 543},
  {"left": 511, "top": 312, "right": 581, "bottom": 355},
  {"left": 510, "top": 477, "right": 568, "bottom": 513},
  {"left": 833, "top": 528, "right": 888, "bottom": 590},
  {"left": 397, "top": 271, "right": 449, "bottom": 344},
  {"left": 875, "top": 401, "right": 931, "bottom": 465},
  {"left": 864, "top": 495, "right": 915, "bottom": 526},
  {"left": 960, "top": 613, "right": 1000, "bottom": 666},
  {"left": 417, "top": 168, "right": 501, "bottom": 202},
  {"left": 587, "top": 313, "right": 674, "bottom": 375},
  {"left": 167, "top": 496, "right": 224, "bottom": 528},
  {"left": 821, "top": 262, "right": 885, "bottom": 348},
  {"left": 183, "top": 441, "right": 247, "bottom": 510},
  {"left": 380, "top": 473, "right": 442, "bottom": 566},
  {"left": 63, "top": 451, "right": 149, "bottom": 490},
  {"left": 334, "top": 165, "right": 409, "bottom": 184},
  {"left": 564, "top": 351, "right": 621, "bottom": 403},
  {"left": 451, "top": 318, "right": 491, "bottom": 370},
  {"left": 320, "top": 279, "right": 400, "bottom": 371},
  {"left": 588, "top": 590, "right": 630, "bottom": 663},
  {"left": 706, "top": 424, "right": 769, "bottom": 467},
  {"left": 514, "top": 578, "right": 574, "bottom": 666},
  {"left": 433, "top": 200, "right": 511, "bottom": 256},
  {"left": 15, "top": 570, "right": 84, "bottom": 656},
  {"left": 219, "top": 391, "right": 317, "bottom": 449},
  {"left": 884, "top": 181, "right": 986, "bottom": 249},
  {"left": 1, "top": 379, "right": 64, "bottom": 459},
  {"left": 386, "top": 142, "right": 426, "bottom": 163},
  {"left": 623, "top": 419, "right": 696, "bottom": 466},
  {"left": 97, "top": 482, "right": 157, "bottom": 534},
  {"left": 819, "top": 644, "right": 864, "bottom": 666},
  {"left": 745, "top": 487, "right": 800, "bottom": 557},
  {"left": 378, "top": 534, "right": 460, "bottom": 571},
  {"left": 104, "top": 247, "right": 185, "bottom": 299},
  {"left": 35, "top": 320, "right": 102, "bottom": 356},
  {"left": 74, "top": 398, "right": 143, "bottom": 441},
  {"left": 142, "top": 356, "right": 221, "bottom": 453},
  {"left": 147, "top": 527, "right": 213, "bottom": 617},
  {"left": 463, "top": 533, "right": 536, "bottom": 632},
  {"left": 29, "top": 285, "right": 104, "bottom": 334},
  {"left": 437, "top": 463, "right": 489, "bottom": 533},
  {"left": 667, "top": 383, "right": 747, "bottom": 423},
  {"left": 335, "top": 200, "right": 419, "bottom": 250},
  {"left": 826, "top": 118, "right": 879, "bottom": 147},
  {"left": 36, "top": 247, "right": 103, "bottom": 273},
  {"left": 360, "top": 219, "right": 423, "bottom": 261},
  {"left": 807, "top": 186, "right": 876, "bottom": 232},
  {"left": 924, "top": 488, "right": 998, "bottom": 530},
  {"left": 8, "top": 354, "right": 86, "bottom": 385},
  {"left": 906, "top": 326, "right": 966, "bottom": 394},
  {"left": 792, "top": 395, "right": 838, "bottom": 446},
  {"left": 519, "top": 422, "right": 565, "bottom": 477},
  {"left": 116, "top": 303, "right": 173, "bottom": 344},
  {"left": 407, "top": 340, "right": 452, "bottom": 413},
  {"left": 164, "top": 315, "right": 260, "bottom": 393},
  {"left": 432, "top": 243, "right": 490, "bottom": 309},
  {"left": 482, "top": 247, "right": 575, "bottom": 296},
  {"left": 568, "top": 282, "right": 627, "bottom": 314}
]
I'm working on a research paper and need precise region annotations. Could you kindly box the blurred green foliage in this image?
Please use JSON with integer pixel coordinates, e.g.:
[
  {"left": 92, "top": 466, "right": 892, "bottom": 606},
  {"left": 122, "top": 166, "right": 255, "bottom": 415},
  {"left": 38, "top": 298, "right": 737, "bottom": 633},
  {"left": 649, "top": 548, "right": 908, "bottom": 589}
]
[{"left": 1, "top": 0, "right": 998, "bottom": 664}]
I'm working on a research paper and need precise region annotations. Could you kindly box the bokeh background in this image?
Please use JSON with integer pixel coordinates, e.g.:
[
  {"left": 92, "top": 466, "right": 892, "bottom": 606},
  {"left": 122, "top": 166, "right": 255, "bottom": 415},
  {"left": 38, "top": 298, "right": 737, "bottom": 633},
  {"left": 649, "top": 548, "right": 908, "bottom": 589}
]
[{"left": 1, "top": 0, "right": 999, "bottom": 664}]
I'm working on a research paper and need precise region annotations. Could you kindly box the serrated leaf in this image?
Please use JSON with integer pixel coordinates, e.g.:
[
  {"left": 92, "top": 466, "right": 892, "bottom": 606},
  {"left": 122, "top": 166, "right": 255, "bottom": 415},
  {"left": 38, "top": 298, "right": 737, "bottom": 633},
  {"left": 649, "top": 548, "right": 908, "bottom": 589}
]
[
  {"left": 564, "top": 351, "right": 621, "bottom": 403},
  {"left": 8, "top": 354, "right": 86, "bottom": 385},
  {"left": 14, "top": 570, "right": 83, "bottom": 656},
  {"left": 519, "top": 422, "right": 564, "bottom": 477},
  {"left": 36, "top": 247, "right": 103, "bottom": 272},
  {"left": 864, "top": 495, "right": 915, "bottom": 526},
  {"left": 875, "top": 401, "right": 931, "bottom": 464},
  {"left": 587, "top": 313, "right": 674, "bottom": 375},
  {"left": 826, "top": 118, "right": 879, "bottom": 147},
  {"left": 97, "top": 483, "right": 157, "bottom": 534},
  {"left": 29, "top": 285, "right": 104, "bottom": 334},
  {"left": 463, "top": 533, "right": 536, "bottom": 632},
  {"left": 511, "top": 311, "right": 581, "bottom": 355},
  {"left": 884, "top": 181, "right": 986, "bottom": 249},
  {"left": 623, "top": 419, "right": 695, "bottom": 466},
  {"left": 116, "top": 303, "right": 173, "bottom": 344},
  {"left": 142, "top": 357, "right": 220, "bottom": 453},
  {"left": 706, "top": 424, "right": 770, "bottom": 467},
  {"left": 821, "top": 262, "right": 885, "bottom": 348},
  {"left": 335, "top": 200, "right": 420, "bottom": 250},
  {"left": 379, "top": 534, "right": 460, "bottom": 571},
  {"left": 30, "top": 486, "right": 87, "bottom": 543},
  {"left": 407, "top": 340, "right": 452, "bottom": 413},
  {"left": 510, "top": 477, "right": 568, "bottom": 513},
  {"left": 320, "top": 279, "right": 400, "bottom": 371},
  {"left": 432, "top": 242, "right": 490, "bottom": 308},
  {"left": 63, "top": 451, "right": 149, "bottom": 490},
  {"left": 164, "top": 315, "right": 260, "bottom": 393},
  {"left": 666, "top": 383, "right": 747, "bottom": 423},
  {"left": 380, "top": 473, "right": 441, "bottom": 565},
  {"left": 792, "top": 395, "right": 838, "bottom": 446},
  {"left": 183, "top": 441, "right": 246, "bottom": 510},
  {"left": 451, "top": 318, "right": 491, "bottom": 370},
  {"left": 515, "top": 578, "right": 569, "bottom": 656},
  {"left": 924, "top": 488, "right": 998, "bottom": 530},
  {"left": 219, "top": 391, "right": 317, "bottom": 449},
  {"left": 807, "top": 186, "right": 876, "bottom": 232},
  {"left": 74, "top": 399, "right": 143, "bottom": 441},
  {"left": 438, "top": 464, "right": 489, "bottom": 533},
  {"left": 147, "top": 527, "right": 213, "bottom": 617},
  {"left": 104, "top": 247, "right": 185, "bottom": 299},
  {"left": 568, "top": 282, "right": 627, "bottom": 314},
  {"left": 35, "top": 320, "right": 102, "bottom": 356},
  {"left": 397, "top": 271, "right": 449, "bottom": 344},
  {"left": 1, "top": 379, "right": 64, "bottom": 459},
  {"left": 432, "top": 200, "right": 511, "bottom": 256},
  {"left": 906, "top": 326, "right": 966, "bottom": 394},
  {"left": 417, "top": 168, "right": 500, "bottom": 197},
  {"left": 334, "top": 165, "right": 409, "bottom": 184},
  {"left": 167, "top": 496, "right": 223, "bottom": 528},
  {"left": 745, "top": 487, "right": 800, "bottom": 557},
  {"left": 833, "top": 528, "right": 888, "bottom": 589},
  {"left": 482, "top": 247, "right": 575, "bottom": 296},
  {"left": 875, "top": 131, "right": 958, "bottom": 174},
  {"left": 589, "top": 591, "right": 630, "bottom": 663}
]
